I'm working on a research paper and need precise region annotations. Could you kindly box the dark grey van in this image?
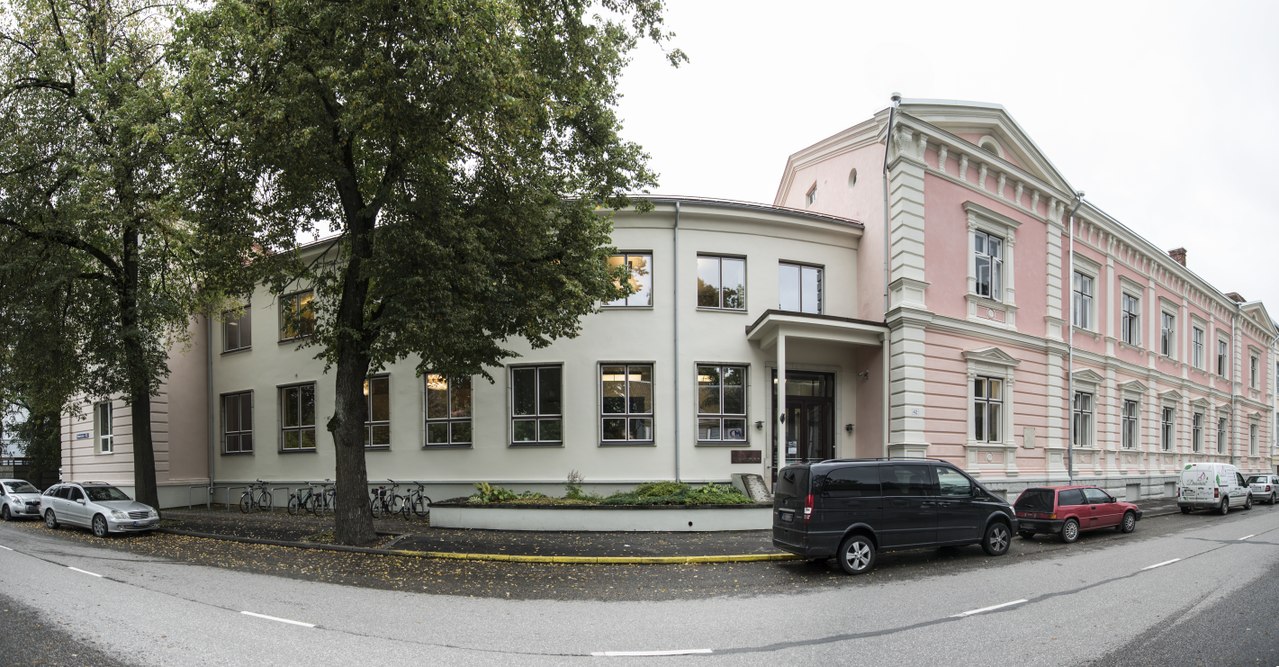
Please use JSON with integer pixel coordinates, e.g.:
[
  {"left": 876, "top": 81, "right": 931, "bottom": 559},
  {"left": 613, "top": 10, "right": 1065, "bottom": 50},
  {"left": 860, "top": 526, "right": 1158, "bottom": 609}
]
[{"left": 772, "top": 458, "right": 1017, "bottom": 574}]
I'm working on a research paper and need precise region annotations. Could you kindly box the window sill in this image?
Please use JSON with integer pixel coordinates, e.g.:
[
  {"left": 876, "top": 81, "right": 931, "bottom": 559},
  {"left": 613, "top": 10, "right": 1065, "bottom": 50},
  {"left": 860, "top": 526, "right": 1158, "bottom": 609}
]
[
  {"left": 220, "top": 451, "right": 254, "bottom": 456},
  {"left": 695, "top": 441, "right": 750, "bottom": 447},
  {"left": 279, "top": 448, "right": 318, "bottom": 454},
  {"left": 601, "top": 305, "right": 655, "bottom": 311},
  {"left": 1118, "top": 340, "right": 1142, "bottom": 352},
  {"left": 364, "top": 446, "right": 392, "bottom": 452},
  {"left": 278, "top": 336, "right": 313, "bottom": 345},
  {"left": 221, "top": 346, "right": 252, "bottom": 356},
  {"left": 600, "top": 441, "right": 656, "bottom": 447},
  {"left": 1071, "top": 326, "right": 1100, "bottom": 340},
  {"left": 695, "top": 307, "right": 749, "bottom": 314},
  {"left": 509, "top": 442, "right": 563, "bottom": 448},
  {"left": 423, "top": 444, "right": 473, "bottom": 450}
]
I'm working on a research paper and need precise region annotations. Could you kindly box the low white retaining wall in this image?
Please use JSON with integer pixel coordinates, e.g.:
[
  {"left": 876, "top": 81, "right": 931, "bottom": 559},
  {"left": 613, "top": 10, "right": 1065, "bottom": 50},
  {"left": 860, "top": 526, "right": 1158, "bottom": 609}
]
[{"left": 431, "top": 504, "right": 773, "bottom": 532}]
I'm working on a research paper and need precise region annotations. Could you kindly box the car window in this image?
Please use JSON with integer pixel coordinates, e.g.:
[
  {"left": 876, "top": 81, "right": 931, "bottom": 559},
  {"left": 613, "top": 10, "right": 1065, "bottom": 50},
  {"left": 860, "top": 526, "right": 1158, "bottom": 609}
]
[
  {"left": 1236, "top": 473, "right": 1246, "bottom": 486},
  {"left": 85, "top": 486, "right": 131, "bottom": 502},
  {"left": 824, "top": 466, "right": 880, "bottom": 497},
  {"left": 934, "top": 466, "right": 972, "bottom": 497},
  {"left": 54, "top": 486, "right": 71, "bottom": 499},
  {"left": 67, "top": 487, "right": 84, "bottom": 502},
  {"left": 1058, "top": 489, "right": 1086, "bottom": 506},
  {"left": 1082, "top": 488, "right": 1111, "bottom": 504},
  {"left": 879, "top": 465, "right": 934, "bottom": 497},
  {"left": 1014, "top": 489, "right": 1054, "bottom": 512},
  {"left": 1246, "top": 476, "right": 1263, "bottom": 484},
  {"left": 6, "top": 482, "right": 37, "bottom": 494}
]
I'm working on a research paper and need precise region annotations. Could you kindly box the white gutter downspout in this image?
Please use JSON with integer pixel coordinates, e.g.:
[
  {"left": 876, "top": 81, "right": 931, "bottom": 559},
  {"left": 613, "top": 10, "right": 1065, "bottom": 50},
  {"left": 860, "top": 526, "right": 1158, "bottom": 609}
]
[
  {"left": 881, "top": 92, "right": 900, "bottom": 458},
  {"left": 672, "top": 201, "right": 682, "bottom": 482},
  {"left": 1231, "top": 308, "right": 1239, "bottom": 465},
  {"left": 1066, "top": 193, "right": 1085, "bottom": 483},
  {"left": 206, "top": 314, "right": 216, "bottom": 498}
]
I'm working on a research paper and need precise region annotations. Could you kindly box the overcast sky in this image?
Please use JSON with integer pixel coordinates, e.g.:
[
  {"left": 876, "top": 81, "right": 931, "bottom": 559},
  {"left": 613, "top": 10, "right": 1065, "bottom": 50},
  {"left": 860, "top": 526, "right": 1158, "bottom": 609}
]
[{"left": 615, "top": 0, "right": 1279, "bottom": 323}]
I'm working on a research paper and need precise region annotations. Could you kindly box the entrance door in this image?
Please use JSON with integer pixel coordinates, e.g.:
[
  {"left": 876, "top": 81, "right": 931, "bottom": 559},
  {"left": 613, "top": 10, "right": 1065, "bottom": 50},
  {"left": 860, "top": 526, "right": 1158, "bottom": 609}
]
[{"left": 772, "top": 371, "right": 835, "bottom": 467}]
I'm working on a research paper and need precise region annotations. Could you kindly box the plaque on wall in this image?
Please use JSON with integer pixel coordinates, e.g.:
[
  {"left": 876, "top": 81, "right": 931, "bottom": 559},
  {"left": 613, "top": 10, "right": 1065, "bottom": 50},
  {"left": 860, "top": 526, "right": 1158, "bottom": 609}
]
[{"left": 730, "top": 449, "right": 762, "bottom": 464}]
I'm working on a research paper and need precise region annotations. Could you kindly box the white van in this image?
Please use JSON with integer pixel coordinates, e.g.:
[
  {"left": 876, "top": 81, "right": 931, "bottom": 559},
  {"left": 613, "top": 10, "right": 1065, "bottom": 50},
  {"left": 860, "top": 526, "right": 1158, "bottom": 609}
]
[{"left": 1177, "top": 462, "right": 1252, "bottom": 515}]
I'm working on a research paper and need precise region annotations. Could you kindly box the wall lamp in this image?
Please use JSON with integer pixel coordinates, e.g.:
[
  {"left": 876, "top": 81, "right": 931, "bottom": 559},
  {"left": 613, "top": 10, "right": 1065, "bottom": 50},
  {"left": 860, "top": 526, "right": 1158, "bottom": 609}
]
[
  {"left": 754, "top": 420, "right": 764, "bottom": 431},
  {"left": 845, "top": 423, "right": 855, "bottom": 434}
]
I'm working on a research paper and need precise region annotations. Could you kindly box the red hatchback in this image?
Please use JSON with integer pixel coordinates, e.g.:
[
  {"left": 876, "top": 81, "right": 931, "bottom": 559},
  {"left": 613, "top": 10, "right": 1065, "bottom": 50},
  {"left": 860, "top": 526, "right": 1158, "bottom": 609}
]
[{"left": 1014, "top": 486, "right": 1142, "bottom": 543}]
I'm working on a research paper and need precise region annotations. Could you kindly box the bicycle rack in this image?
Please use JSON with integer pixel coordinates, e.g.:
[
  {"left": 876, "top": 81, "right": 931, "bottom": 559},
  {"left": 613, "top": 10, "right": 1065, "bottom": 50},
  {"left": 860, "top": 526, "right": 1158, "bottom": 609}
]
[{"left": 186, "top": 484, "right": 214, "bottom": 510}]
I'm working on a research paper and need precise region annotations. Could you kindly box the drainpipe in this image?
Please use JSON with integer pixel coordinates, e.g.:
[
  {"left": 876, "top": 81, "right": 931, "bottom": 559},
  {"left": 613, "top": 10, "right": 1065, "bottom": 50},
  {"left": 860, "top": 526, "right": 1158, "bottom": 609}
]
[
  {"left": 206, "top": 314, "right": 216, "bottom": 495},
  {"left": 1231, "top": 309, "right": 1238, "bottom": 465},
  {"left": 881, "top": 92, "right": 900, "bottom": 458},
  {"left": 672, "top": 200, "right": 682, "bottom": 482},
  {"left": 1066, "top": 192, "right": 1085, "bottom": 484}
]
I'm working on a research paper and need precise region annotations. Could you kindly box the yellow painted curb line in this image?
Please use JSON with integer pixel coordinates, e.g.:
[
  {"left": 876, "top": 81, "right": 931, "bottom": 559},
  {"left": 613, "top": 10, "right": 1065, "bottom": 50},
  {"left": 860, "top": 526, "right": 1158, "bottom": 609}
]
[{"left": 384, "top": 549, "right": 801, "bottom": 565}]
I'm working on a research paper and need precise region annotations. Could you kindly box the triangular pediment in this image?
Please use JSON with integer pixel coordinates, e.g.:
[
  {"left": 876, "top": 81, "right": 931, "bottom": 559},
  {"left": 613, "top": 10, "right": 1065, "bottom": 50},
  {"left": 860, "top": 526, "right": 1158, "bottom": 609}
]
[
  {"left": 1118, "top": 379, "right": 1147, "bottom": 394},
  {"left": 897, "top": 99, "right": 1075, "bottom": 194},
  {"left": 1159, "top": 389, "right": 1183, "bottom": 401},
  {"left": 1190, "top": 397, "right": 1210, "bottom": 408},
  {"left": 1240, "top": 302, "right": 1278, "bottom": 335},
  {"left": 1072, "top": 369, "right": 1104, "bottom": 385},
  {"left": 962, "top": 346, "right": 1020, "bottom": 367}
]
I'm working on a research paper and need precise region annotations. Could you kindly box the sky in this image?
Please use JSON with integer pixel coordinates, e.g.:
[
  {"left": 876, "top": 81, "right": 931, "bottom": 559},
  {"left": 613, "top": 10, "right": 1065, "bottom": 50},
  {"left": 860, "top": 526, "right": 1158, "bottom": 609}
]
[{"left": 614, "top": 0, "right": 1279, "bottom": 322}]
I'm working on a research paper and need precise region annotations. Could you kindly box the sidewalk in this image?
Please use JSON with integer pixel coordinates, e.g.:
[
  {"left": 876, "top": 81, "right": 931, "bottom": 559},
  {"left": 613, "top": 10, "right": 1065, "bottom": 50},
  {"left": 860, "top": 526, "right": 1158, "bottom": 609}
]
[{"left": 158, "top": 498, "right": 1184, "bottom": 564}]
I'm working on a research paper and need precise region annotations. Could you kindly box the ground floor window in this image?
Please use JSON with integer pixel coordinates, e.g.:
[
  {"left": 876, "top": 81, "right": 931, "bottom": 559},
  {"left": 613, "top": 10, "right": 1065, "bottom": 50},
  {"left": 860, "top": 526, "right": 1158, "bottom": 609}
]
[
  {"left": 426, "top": 374, "right": 472, "bottom": 446},
  {"left": 363, "top": 375, "right": 390, "bottom": 448},
  {"left": 1122, "top": 399, "right": 1139, "bottom": 449},
  {"left": 511, "top": 365, "right": 562, "bottom": 445},
  {"left": 222, "top": 391, "right": 253, "bottom": 454},
  {"left": 973, "top": 377, "right": 1003, "bottom": 443},
  {"left": 1217, "top": 416, "right": 1227, "bottom": 454},
  {"left": 1072, "top": 391, "right": 1093, "bottom": 447},
  {"left": 1192, "top": 412, "right": 1203, "bottom": 453},
  {"left": 697, "top": 364, "right": 746, "bottom": 442},
  {"left": 95, "top": 402, "right": 113, "bottom": 453},
  {"left": 280, "top": 383, "right": 316, "bottom": 451},
  {"left": 1160, "top": 407, "right": 1174, "bottom": 451},
  {"left": 600, "top": 364, "right": 653, "bottom": 443},
  {"left": 1250, "top": 423, "right": 1259, "bottom": 456}
]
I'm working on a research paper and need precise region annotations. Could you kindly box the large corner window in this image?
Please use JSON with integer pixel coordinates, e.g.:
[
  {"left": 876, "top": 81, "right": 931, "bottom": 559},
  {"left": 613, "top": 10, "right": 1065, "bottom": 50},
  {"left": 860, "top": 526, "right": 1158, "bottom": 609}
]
[
  {"left": 604, "top": 252, "right": 653, "bottom": 307},
  {"left": 973, "top": 376, "right": 1003, "bottom": 443},
  {"left": 600, "top": 364, "right": 653, "bottom": 443},
  {"left": 279, "top": 383, "right": 316, "bottom": 452},
  {"left": 511, "top": 365, "right": 562, "bottom": 445},
  {"left": 279, "top": 290, "right": 315, "bottom": 341},
  {"left": 697, "top": 255, "right": 746, "bottom": 311},
  {"left": 1122, "top": 399, "right": 1139, "bottom": 450},
  {"left": 223, "top": 302, "right": 252, "bottom": 352},
  {"left": 221, "top": 391, "right": 253, "bottom": 454},
  {"left": 1121, "top": 293, "right": 1141, "bottom": 346},
  {"left": 973, "top": 230, "right": 1004, "bottom": 300},
  {"left": 363, "top": 375, "right": 390, "bottom": 449},
  {"left": 1072, "top": 391, "right": 1093, "bottom": 447},
  {"left": 778, "top": 262, "right": 822, "bottom": 314},
  {"left": 696, "top": 364, "right": 746, "bottom": 442},
  {"left": 426, "top": 375, "right": 472, "bottom": 447},
  {"left": 94, "top": 402, "right": 113, "bottom": 454}
]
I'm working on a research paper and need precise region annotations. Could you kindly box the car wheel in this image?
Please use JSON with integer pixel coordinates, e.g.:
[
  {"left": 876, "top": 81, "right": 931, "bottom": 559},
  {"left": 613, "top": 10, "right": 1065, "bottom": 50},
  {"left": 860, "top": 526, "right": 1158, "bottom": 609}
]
[
  {"left": 1271, "top": 492, "right": 1277, "bottom": 505},
  {"left": 91, "top": 514, "right": 109, "bottom": 538},
  {"left": 1243, "top": 495, "right": 1252, "bottom": 511},
  {"left": 983, "top": 522, "right": 1011, "bottom": 556},
  {"left": 1120, "top": 511, "right": 1137, "bottom": 534},
  {"left": 837, "top": 534, "right": 876, "bottom": 575},
  {"left": 1218, "top": 498, "right": 1229, "bottom": 515},
  {"left": 1060, "top": 518, "right": 1080, "bottom": 543},
  {"left": 1018, "top": 530, "right": 1035, "bottom": 540},
  {"left": 44, "top": 509, "right": 58, "bottom": 529},
  {"left": 1180, "top": 506, "right": 1191, "bottom": 514},
  {"left": 1, "top": 505, "right": 9, "bottom": 521}
]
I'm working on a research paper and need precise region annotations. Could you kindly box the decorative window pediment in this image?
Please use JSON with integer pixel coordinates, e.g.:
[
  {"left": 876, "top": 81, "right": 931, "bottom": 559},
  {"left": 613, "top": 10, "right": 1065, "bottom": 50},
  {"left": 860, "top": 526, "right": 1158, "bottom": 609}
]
[
  {"left": 1159, "top": 389, "right": 1183, "bottom": 402},
  {"left": 1072, "top": 369, "right": 1104, "bottom": 385},
  {"left": 1189, "top": 397, "right": 1210, "bottom": 408},
  {"left": 1118, "top": 379, "right": 1147, "bottom": 394},
  {"left": 962, "top": 347, "right": 1020, "bottom": 368}
]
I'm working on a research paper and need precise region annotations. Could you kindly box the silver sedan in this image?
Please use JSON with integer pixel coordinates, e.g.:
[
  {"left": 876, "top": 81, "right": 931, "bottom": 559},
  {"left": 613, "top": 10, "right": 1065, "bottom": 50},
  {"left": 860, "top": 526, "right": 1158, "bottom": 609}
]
[
  {"left": 41, "top": 482, "right": 160, "bottom": 537},
  {"left": 0, "top": 479, "right": 43, "bottom": 520},
  {"left": 1246, "top": 474, "right": 1279, "bottom": 505}
]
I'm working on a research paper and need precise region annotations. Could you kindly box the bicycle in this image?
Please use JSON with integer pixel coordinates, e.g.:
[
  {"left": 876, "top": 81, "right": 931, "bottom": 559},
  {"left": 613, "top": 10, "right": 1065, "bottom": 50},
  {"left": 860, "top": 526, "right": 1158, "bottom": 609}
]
[
  {"left": 287, "top": 482, "right": 318, "bottom": 516},
  {"left": 369, "top": 480, "right": 403, "bottom": 518},
  {"left": 312, "top": 479, "right": 335, "bottom": 515},
  {"left": 239, "top": 480, "right": 272, "bottom": 513},
  {"left": 400, "top": 481, "right": 432, "bottom": 520}
]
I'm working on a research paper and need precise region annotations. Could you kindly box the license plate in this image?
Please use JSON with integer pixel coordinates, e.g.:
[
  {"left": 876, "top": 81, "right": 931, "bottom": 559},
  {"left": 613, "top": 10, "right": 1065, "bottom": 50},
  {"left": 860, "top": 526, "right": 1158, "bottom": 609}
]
[
  {"left": 1021, "top": 522, "right": 1037, "bottom": 530},
  {"left": 780, "top": 512, "right": 793, "bottom": 523}
]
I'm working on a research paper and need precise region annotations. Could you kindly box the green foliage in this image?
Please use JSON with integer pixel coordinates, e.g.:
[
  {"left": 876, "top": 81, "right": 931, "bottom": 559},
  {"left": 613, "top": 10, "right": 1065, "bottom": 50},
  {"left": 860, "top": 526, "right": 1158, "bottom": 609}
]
[
  {"left": 565, "top": 469, "right": 591, "bottom": 500},
  {"left": 465, "top": 480, "right": 752, "bottom": 506},
  {"left": 470, "top": 482, "right": 519, "bottom": 504}
]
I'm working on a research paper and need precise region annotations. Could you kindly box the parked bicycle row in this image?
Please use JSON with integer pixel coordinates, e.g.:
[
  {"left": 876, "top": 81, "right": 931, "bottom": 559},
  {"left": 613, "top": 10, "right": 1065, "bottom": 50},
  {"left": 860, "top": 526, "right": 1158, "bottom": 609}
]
[{"left": 236, "top": 479, "right": 432, "bottom": 520}]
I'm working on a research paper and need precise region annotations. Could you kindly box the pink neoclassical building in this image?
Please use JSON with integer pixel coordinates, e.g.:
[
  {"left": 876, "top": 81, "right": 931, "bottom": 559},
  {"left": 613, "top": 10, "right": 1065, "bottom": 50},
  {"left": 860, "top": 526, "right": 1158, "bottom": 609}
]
[{"left": 62, "top": 98, "right": 1276, "bottom": 507}]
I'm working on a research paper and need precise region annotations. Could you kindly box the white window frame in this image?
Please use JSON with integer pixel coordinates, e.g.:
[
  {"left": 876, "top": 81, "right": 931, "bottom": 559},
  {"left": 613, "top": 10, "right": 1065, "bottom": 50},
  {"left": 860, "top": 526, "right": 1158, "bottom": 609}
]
[
  {"left": 1121, "top": 398, "right": 1139, "bottom": 450},
  {"left": 1217, "top": 413, "right": 1228, "bottom": 454},
  {"left": 696, "top": 254, "right": 747, "bottom": 312},
  {"left": 695, "top": 363, "right": 748, "bottom": 444},
  {"left": 1248, "top": 350, "right": 1259, "bottom": 389},
  {"left": 1071, "top": 267, "right": 1096, "bottom": 331},
  {"left": 1191, "top": 323, "right": 1205, "bottom": 370},
  {"left": 1120, "top": 290, "right": 1141, "bottom": 346},
  {"left": 964, "top": 202, "right": 1019, "bottom": 326},
  {"left": 94, "top": 401, "right": 114, "bottom": 454},
  {"left": 1073, "top": 390, "right": 1094, "bottom": 448},
  {"left": 222, "top": 301, "right": 252, "bottom": 352},
  {"left": 1249, "top": 421, "right": 1259, "bottom": 456},
  {"left": 963, "top": 347, "right": 1018, "bottom": 449},
  {"left": 1191, "top": 410, "right": 1204, "bottom": 453},
  {"left": 1217, "top": 337, "right": 1229, "bottom": 377},
  {"left": 604, "top": 252, "right": 653, "bottom": 308},
  {"left": 1160, "top": 405, "right": 1175, "bottom": 451},
  {"left": 1160, "top": 310, "right": 1176, "bottom": 358}
]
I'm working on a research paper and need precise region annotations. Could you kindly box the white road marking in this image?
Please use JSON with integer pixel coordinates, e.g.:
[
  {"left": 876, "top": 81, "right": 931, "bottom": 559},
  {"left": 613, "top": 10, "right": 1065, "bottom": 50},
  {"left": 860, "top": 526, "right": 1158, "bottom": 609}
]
[
  {"left": 68, "top": 567, "right": 102, "bottom": 578},
  {"left": 0, "top": 545, "right": 13, "bottom": 551},
  {"left": 240, "top": 611, "right": 316, "bottom": 628},
  {"left": 1239, "top": 534, "right": 1255, "bottom": 541},
  {"left": 591, "top": 649, "right": 714, "bottom": 657},
  {"left": 1141, "top": 558, "right": 1181, "bottom": 571},
  {"left": 950, "top": 599, "right": 1027, "bottom": 618}
]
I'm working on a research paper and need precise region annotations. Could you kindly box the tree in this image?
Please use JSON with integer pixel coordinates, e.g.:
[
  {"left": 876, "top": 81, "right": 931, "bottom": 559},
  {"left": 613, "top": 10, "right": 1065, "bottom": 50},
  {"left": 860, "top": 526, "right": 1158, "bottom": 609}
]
[
  {"left": 0, "top": 0, "right": 243, "bottom": 507},
  {"left": 178, "top": 0, "right": 682, "bottom": 544}
]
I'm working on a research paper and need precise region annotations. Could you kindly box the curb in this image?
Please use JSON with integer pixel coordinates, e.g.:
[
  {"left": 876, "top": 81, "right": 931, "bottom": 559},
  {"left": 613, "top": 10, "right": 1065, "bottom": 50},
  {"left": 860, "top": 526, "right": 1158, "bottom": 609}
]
[{"left": 157, "top": 528, "right": 799, "bottom": 565}]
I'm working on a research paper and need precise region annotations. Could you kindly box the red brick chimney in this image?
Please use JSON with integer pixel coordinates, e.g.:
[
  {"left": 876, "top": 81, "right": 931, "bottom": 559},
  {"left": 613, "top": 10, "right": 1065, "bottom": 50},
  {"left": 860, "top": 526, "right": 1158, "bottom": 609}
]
[{"left": 1168, "top": 247, "right": 1187, "bottom": 266}]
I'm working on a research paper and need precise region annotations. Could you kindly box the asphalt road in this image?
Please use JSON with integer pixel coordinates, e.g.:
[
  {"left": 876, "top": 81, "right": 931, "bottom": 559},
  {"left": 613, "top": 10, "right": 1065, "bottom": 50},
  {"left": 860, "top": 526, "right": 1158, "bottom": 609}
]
[{"left": 0, "top": 505, "right": 1276, "bottom": 665}]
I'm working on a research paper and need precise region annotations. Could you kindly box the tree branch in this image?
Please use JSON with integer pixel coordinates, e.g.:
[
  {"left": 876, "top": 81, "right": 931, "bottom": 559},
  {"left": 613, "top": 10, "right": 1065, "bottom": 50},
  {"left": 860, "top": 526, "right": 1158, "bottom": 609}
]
[{"left": 0, "top": 216, "right": 123, "bottom": 282}]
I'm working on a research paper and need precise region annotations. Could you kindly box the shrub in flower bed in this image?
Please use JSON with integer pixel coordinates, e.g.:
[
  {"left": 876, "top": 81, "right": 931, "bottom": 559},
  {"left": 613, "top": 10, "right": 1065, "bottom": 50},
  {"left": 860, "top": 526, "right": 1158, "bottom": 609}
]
[{"left": 465, "top": 481, "right": 752, "bottom": 506}]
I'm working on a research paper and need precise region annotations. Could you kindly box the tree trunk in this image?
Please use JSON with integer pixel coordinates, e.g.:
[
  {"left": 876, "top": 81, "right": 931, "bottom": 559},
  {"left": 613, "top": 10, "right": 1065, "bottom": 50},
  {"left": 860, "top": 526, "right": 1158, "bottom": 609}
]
[{"left": 121, "top": 225, "right": 159, "bottom": 508}]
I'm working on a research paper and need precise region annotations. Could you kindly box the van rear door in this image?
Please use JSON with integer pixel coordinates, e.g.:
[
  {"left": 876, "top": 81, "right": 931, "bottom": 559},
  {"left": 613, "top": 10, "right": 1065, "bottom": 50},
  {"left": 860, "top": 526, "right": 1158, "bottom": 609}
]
[{"left": 772, "top": 466, "right": 810, "bottom": 547}]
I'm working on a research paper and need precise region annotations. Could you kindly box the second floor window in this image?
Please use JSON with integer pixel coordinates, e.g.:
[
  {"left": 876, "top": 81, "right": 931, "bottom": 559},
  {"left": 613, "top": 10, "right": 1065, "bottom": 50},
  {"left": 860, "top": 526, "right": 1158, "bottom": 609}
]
[
  {"left": 1160, "top": 312, "right": 1175, "bottom": 357},
  {"left": 363, "top": 375, "right": 390, "bottom": 448},
  {"left": 973, "top": 376, "right": 1003, "bottom": 443},
  {"left": 1121, "top": 293, "right": 1140, "bottom": 345},
  {"left": 222, "top": 391, "right": 253, "bottom": 454},
  {"left": 604, "top": 253, "right": 652, "bottom": 307},
  {"left": 223, "top": 303, "right": 252, "bottom": 352},
  {"left": 1192, "top": 326, "right": 1204, "bottom": 369},
  {"left": 1217, "top": 339, "right": 1228, "bottom": 376},
  {"left": 973, "top": 231, "right": 1003, "bottom": 300},
  {"left": 1071, "top": 271, "right": 1093, "bottom": 329},
  {"left": 280, "top": 383, "right": 316, "bottom": 451},
  {"left": 778, "top": 263, "right": 822, "bottom": 314},
  {"left": 1122, "top": 399, "right": 1138, "bottom": 449},
  {"left": 697, "top": 255, "right": 746, "bottom": 310},
  {"left": 279, "top": 290, "right": 315, "bottom": 341},
  {"left": 425, "top": 375, "right": 472, "bottom": 446},
  {"left": 1072, "top": 391, "right": 1093, "bottom": 447},
  {"left": 1250, "top": 354, "right": 1259, "bottom": 389}
]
